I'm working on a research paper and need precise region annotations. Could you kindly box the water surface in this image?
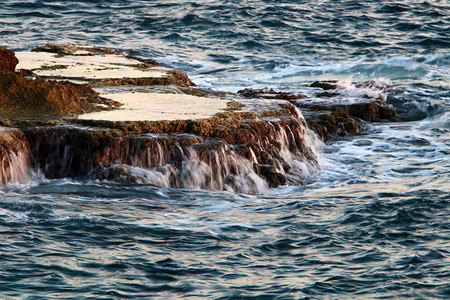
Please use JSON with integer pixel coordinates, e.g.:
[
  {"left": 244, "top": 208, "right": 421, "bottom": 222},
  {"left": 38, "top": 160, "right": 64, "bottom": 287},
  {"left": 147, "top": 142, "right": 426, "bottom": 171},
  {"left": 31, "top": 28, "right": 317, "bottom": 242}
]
[{"left": 0, "top": 0, "right": 449, "bottom": 298}]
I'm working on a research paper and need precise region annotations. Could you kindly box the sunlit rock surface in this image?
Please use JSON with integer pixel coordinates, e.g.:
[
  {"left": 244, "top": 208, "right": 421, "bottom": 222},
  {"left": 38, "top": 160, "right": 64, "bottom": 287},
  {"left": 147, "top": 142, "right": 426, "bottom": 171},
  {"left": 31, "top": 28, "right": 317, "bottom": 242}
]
[
  {"left": 16, "top": 44, "right": 195, "bottom": 87},
  {"left": 78, "top": 91, "right": 229, "bottom": 121},
  {"left": 0, "top": 71, "right": 120, "bottom": 118}
]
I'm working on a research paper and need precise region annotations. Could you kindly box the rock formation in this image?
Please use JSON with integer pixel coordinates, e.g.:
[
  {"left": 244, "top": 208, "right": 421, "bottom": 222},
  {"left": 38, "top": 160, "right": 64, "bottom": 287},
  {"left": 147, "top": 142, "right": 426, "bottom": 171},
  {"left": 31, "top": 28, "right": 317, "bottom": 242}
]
[
  {"left": 0, "top": 45, "right": 399, "bottom": 192},
  {"left": 238, "top": 83, "right": 396, "bottom": 140}
]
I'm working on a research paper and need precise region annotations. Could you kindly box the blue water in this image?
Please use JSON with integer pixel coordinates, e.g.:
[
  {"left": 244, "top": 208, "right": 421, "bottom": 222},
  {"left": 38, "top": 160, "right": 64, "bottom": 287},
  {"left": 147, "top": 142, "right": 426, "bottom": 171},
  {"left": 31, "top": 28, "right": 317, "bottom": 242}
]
[{"left": 1, "top": 0, "right": 449, "bottom": 298}]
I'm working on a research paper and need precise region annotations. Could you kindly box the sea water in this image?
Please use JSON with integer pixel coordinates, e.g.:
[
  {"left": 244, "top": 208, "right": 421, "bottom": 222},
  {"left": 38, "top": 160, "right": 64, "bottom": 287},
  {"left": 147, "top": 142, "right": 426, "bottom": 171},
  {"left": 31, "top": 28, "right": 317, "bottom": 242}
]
[{"left": 0, "top": 1, "right": 449, "bottom": 298}]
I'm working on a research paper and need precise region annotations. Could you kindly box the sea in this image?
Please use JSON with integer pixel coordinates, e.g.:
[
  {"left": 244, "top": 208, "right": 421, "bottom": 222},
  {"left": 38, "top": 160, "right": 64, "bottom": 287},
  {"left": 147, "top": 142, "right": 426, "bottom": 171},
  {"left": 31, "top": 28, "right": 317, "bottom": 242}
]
[{"left": 0, "top": 0, "right": 449, "bottom": 299}]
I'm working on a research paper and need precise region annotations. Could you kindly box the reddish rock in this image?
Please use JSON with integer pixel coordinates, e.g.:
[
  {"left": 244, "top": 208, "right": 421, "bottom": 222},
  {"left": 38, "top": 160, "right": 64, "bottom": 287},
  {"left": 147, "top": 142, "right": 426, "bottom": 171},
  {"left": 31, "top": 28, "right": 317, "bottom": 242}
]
[
  {"left": 0, "top": 72, "right": 120, "bottom": 118},
  {"left": 168, "top": 69, "right": 196, "bottom": 87},
  {"left": 0, "top": 47, "right": 18, "bottom": 73}
]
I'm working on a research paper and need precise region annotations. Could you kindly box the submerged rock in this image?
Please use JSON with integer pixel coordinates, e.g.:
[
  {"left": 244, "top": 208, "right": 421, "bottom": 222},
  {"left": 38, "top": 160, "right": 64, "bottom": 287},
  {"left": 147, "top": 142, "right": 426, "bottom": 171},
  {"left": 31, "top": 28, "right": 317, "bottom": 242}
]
[{"left": 386, "top": 93, "right": 444, "bottom": 121}]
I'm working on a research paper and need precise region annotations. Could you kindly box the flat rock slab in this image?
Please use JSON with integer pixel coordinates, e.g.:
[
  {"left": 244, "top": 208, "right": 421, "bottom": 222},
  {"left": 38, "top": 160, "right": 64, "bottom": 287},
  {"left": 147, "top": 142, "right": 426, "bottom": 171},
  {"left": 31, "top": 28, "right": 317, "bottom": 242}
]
[
  {"left": 78, "top": 92, "right": 229, "bottom": 121},
  {"left": 15, "top": 51, "right": 171, "bottom": 81},
  {"left": 14, "top": 46, "right": 228, "bottom": 122}
]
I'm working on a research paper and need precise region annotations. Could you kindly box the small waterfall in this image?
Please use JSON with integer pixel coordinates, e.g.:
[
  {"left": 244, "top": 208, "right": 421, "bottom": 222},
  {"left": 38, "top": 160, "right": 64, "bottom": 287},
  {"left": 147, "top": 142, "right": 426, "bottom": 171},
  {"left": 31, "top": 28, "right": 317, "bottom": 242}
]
[
  {"left": 15, "top": 105, "right": 323, "bottom": 193},
  {"left": 90, "top": 108, "right": 322, "bottom": 193},
  {"left": 93, "top": 138, "right": 269, "bottom": 194},
  {"left": 270, "top": 107, "right": 324, "bottom": 183},
  {"left": 0, "top": 130, "right": 33, "bottom": 185},
  {"left": 23, "top": 126, "right": 98, "bottom": 178},
  {"left": 0, "top": 150, "right": 31, "bottom": 185}
]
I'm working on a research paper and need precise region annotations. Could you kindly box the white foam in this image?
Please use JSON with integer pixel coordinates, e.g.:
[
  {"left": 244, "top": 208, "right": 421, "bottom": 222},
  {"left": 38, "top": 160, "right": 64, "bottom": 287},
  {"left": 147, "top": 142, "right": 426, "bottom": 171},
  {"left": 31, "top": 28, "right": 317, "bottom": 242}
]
[{"left": 335, "top": 77, "right": 389, "bottom": 101}]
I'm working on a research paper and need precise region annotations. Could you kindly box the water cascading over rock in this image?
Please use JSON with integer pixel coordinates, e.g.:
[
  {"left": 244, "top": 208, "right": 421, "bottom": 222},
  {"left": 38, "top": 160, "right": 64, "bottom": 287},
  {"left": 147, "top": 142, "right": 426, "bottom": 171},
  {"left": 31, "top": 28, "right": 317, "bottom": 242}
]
[
  {"left": 0, "top": 45, "right": 397, "bottom": 192},
  {"left": 19, "top": 105, "right": 322, "bottom": 193},
  {"left": 0, "top": 129, "right": 32, "bottom": 185}
]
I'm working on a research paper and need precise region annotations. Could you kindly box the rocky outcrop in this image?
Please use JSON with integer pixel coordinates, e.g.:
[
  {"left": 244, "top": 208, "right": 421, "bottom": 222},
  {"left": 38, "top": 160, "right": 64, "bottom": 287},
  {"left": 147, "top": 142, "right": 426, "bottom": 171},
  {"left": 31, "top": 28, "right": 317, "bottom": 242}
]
[
  {"left": 304, "top": 100, "right": 395, "bottom": 140},
  {"left": 0, "top": 46, "right": 122, "bottom": 118},
  {"left": 0, "top": 45, "right": 399, "bottom": 192},
  {"left": 0, "top": 47, "right": 18, "bottom": 73},
  {"left": 238, "top": 83, "right": 396, "bottom": 140}
]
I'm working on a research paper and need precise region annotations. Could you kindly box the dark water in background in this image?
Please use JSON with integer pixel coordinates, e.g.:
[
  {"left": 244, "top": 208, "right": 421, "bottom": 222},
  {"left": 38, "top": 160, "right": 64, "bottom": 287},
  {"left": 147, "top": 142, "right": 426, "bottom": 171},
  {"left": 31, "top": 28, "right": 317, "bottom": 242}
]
[{"left": 0, "top": 0, "right": 449, "bottom": 298}]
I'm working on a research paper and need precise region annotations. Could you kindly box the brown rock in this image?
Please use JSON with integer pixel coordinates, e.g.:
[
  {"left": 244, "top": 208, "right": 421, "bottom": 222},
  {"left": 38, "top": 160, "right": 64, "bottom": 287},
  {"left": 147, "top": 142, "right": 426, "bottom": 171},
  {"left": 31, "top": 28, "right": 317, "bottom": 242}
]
[
  {"left": 0, "top": 47, "right": 18, "bottom": 73},
  {"left": 259, "top": 165, "right": 286, "bottom": 188},
  {"left": 32, "top": 44, "right": 159, "bottom": 67},
  {"left": 347, "top": 101, "right": 395, "bottom": 122},
  {"left": 0, "top": 72, "right": 120, "bottom": 118}
]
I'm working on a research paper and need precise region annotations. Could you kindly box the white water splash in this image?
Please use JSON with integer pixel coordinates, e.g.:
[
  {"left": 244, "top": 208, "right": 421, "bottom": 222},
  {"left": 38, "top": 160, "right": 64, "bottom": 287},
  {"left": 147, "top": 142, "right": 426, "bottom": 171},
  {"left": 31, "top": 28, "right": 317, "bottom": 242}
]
[
  {"left": 335, "top": 77, "right": 391, "bottom": 101},
  {"left": 0, "top": 149, "right": 32, "bottom": 186}
]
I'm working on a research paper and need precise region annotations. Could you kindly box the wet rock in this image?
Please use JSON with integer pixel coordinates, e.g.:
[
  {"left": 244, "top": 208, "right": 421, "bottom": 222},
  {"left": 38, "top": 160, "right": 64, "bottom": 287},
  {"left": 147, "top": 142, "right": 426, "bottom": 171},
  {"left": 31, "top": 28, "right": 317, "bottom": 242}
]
[
  {"left": 238, "top": 88, "right": 305, "bottom": 100},
  {"left": 235, "top": 82, "right": 396, "bottom": 140},
  {"left": 310, "top": 81, "right": 338, "bottom": 90},
  {"left": 347, "top": 101, "right": 395, "bottom": 122},
  {"left": 302, "top": 82, "right": 396, "bottom": 139},
  {"left": 15, "top": 101, "right": 318, "bottom": 191},
  {"left": 0, "top": 47, "right": 18, "bottom": 73},
  {"left": 386, "top": 94, "right": 443, "bottom": 121},
  {"left": 259, "top": 150, "right": 273, "bottom": 165},
  {"left": 317, "top": 91, "right": 340, "bottom": 98},
  {"left": 259, "top": 165, "right": 286, "bottom": 188}
]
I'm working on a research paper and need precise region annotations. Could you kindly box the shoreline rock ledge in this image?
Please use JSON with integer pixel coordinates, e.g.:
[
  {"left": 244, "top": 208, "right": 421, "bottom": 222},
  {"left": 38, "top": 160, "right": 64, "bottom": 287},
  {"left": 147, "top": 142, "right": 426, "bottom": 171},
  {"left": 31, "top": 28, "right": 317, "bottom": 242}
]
[{"left": 1, "top": 45, "right": 395, "bottom": 193}]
